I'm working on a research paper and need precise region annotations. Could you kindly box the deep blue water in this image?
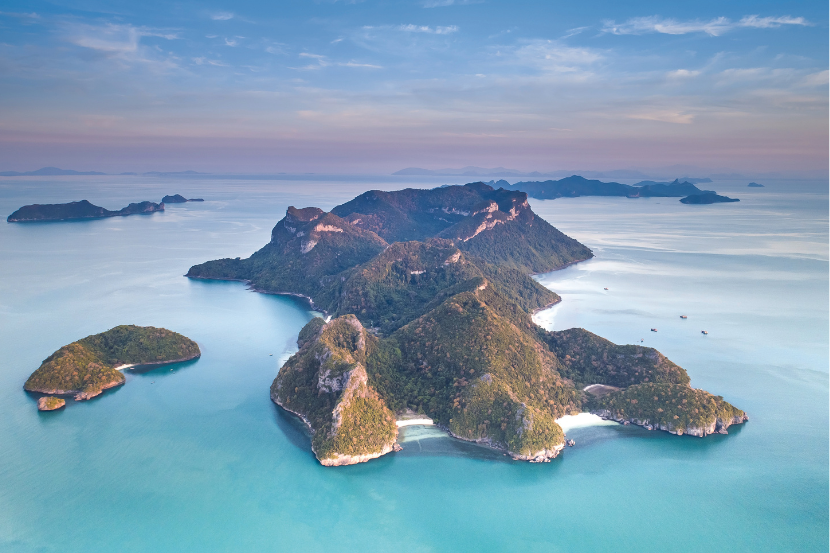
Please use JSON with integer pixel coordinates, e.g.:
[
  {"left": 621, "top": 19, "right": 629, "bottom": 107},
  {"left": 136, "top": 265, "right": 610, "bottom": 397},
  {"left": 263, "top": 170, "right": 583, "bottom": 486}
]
[{"left": 0, "top": 176, "right": 826, "bottom": 552}]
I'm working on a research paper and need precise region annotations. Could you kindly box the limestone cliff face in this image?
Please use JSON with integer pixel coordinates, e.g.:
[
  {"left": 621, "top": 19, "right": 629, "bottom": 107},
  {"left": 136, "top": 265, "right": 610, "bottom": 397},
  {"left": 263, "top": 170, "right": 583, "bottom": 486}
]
[{"left": 271, "top": 316, "right": 398, "bottom": 466}]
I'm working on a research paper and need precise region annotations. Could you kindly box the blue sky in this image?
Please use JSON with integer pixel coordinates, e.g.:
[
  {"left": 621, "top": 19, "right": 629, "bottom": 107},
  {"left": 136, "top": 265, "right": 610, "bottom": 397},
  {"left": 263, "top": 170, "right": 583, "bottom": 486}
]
[{"left": 0, "top": 0, "right": 826, "bottom": 175}]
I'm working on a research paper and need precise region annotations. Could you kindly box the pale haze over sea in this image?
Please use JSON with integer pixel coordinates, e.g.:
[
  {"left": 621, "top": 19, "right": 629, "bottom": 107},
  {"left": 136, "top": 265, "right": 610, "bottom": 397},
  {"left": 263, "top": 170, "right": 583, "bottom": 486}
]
[{"left": 0, "top": 174, "right": 826, "bottom": 552}]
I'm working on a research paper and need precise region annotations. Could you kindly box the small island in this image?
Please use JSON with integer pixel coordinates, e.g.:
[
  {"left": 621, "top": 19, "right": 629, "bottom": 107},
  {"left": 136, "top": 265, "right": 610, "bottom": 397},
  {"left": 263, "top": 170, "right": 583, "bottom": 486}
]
[
  {"left": 7, "top": 199, "right": 163, "bottom": 222},
  {"left": 189, "top": 182, "right": 747, "bottom": 466},
  {"left": 748, "top": 182, "right": 765, "bottom": 188},
  {"left": 680, "top": 193, "right": 740, "bottom": 204},
  {"left": 37, "top": 396, "right": 65, "bottom": 411},
  {"left": 24, "top": 325, "right": 200, "bottom": 406},
  {"left": 161, "top": 194, "right": 205, "bottom": 203}
]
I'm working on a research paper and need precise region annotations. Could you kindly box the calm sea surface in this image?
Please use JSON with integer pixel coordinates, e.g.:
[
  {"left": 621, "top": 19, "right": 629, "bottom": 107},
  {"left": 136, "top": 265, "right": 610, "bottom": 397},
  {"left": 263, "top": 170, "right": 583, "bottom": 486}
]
[{"left": 0, "top": 175, "right": 826, "bottom": 552}]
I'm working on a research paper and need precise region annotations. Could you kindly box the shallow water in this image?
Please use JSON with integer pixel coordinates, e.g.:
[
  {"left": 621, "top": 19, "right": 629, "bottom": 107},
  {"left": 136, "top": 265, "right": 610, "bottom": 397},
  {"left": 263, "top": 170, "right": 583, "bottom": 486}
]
[{"left": 0, "top": 175, "right": 826, "bottom": 552}]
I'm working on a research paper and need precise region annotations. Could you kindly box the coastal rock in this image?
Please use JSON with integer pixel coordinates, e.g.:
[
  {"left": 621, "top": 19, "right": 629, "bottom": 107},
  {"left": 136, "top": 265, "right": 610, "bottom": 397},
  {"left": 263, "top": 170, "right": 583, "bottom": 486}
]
[
  {"left": 37, "top": 396, "right": 65, "bottom": 411},
  {"left": 592, "top": 404, "right": 749, "bottom": 438},
  {"left": 271, "top": 316, "right": 398, "bottom": 467}
]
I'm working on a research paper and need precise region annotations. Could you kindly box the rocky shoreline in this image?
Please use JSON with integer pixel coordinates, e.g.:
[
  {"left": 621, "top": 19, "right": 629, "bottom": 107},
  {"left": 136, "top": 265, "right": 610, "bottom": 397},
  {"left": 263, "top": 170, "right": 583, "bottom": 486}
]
[
  {"left": 25, "top": 352, "right": 201, "bottom": 403},
  {"left": 592, "top": 409, "right": 749, "bottom": 437},
  {"left": 440, "top": 424, "right": 565, "bottom": 463},
  {"left": 271, "top": 391, "right": 402, "bottom": 466}
]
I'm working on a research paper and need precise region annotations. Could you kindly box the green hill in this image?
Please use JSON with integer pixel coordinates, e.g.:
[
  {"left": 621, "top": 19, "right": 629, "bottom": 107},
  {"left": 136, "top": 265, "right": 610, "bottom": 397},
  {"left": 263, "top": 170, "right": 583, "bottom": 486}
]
[
  {"left": 590, "top": 383, "right": 748, "bottom": 436},
  {"left": 189, "top": 182, "right": 746, "bottom": 465},
  {"left": 24, "top": 325, "right": 200, "bottom": 403},
  {"left": 271, "top": 316, "right": 398, "bottom": 466}
]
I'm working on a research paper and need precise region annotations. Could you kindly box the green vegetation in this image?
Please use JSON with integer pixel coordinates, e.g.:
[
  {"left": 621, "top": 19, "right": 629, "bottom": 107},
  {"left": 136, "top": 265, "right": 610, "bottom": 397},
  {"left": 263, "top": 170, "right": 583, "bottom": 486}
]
[
  {"left": 187, "top": 209, "right": 388, "bottom": 301},
  {"left": 24, "top": 325, "right": 200, "bottom": 401},
  {"left": 271, "top": 316, "right": 398, "bottom": 463},
  {"left": 190, "top": 182, "right": 746, "bottom": 465},
  {"left": 542, "top": 328, "right": 690, "bottom": 388},
  {"left": 592, "top": 383, "right": 747, "bottom": 435}
]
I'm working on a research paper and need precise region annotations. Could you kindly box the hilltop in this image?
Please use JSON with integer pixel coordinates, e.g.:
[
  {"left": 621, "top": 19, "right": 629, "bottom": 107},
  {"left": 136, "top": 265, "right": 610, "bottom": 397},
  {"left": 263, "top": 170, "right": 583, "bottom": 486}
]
[
  {"left": 24, "top": 325, "right": 200, "bottom": 404},
  {"left": 189, "top": 182, "right": 746, "bottom": 465}
]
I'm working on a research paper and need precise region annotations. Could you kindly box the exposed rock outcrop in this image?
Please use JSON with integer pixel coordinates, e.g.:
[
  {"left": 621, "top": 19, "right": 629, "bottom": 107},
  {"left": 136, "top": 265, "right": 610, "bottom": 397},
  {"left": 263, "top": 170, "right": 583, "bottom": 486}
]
[
  {"left": 592, "top": 409, "right": 749, "bottom": 437},
  {"left": 37, "top": 396, "right": 66, "bottom": 411}
]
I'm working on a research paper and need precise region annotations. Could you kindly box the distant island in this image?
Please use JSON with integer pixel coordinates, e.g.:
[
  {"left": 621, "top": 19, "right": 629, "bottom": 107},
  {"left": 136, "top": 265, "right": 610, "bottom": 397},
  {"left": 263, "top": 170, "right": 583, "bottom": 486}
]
[
  {"left": 748, "top": 182, "right": 765, "bottom": 187},
  {"left": 7, "top": 199, "right": 163, "bottom": 222},
  {"left": 162, "top": 194, "right": 204, "bottom": 203},
  {"left": 0, "top": 167, "right": 105, "bottom": 177},
  {"left": 393, "top": 166, "right": 712, "bottom": 181},
  {"left": 188, "top": 182, "right": 747, "bottom": 466},
  {"left": 24, "top": 325, "right": 200, "bottom": 409},
  {"left": 508, "top": 175, "right": 714, "bottom": 200},
  {"left": 680, "top": 193, "right": 740, "bottom": 204},
  {"left": 0, "top": 167, "right": 205, "bottom": 177}
]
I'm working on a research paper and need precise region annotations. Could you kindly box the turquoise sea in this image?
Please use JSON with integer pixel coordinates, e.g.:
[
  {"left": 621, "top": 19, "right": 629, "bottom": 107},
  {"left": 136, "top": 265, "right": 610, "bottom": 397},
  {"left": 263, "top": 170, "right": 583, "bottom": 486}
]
[{"left": 0, "top": 175, "right": 826, "bottom": 552}]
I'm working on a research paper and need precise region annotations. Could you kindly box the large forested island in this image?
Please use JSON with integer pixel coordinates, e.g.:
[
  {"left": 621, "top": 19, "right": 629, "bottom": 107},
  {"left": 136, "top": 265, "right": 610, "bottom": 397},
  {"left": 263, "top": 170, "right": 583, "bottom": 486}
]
[
  {"left": 7, "top": 199, "right": 163, "bottom": 222},
  {"left": 509, "top": 175, "right": 713, "bottom": 199},
  {"left": 187, "top": 182, "right": 747, "bottom": 466},
  {"left": 24, "top": 325, "right": 200, "bottom": 407}
]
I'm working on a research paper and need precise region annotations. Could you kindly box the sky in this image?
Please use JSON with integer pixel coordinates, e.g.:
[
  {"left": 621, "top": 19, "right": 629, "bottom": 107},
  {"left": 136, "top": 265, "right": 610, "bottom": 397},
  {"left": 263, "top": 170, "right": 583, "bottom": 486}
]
[{"left": 0, "top": 0, "right": 827, "bottom": 176}]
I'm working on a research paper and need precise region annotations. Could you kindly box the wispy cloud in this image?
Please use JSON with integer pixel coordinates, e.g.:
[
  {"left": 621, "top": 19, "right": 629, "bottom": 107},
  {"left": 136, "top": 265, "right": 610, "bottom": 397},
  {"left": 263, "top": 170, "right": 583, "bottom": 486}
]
[
  {"left": 295, "top": 52, "right": 381, "bottom": 70},
  {"left": 193, "top": 57, "right": 228, "bottom": 67},
  {"left": 211, "top": 12, "right": 234, "bottom": 21},
  {"left": 514, "top": 40, "right": 603, "bottom": 73},
  {"left": 562, "top": 26, "right": 589, "bottom": 39},
  {"left": 224, "top": 38, "right": 238, "bottom": 47},
  {"left": 627, "top": 110, "right": 695, "bottom": 124},
  {"left": 602, "top": 15, "right": 809, "bottom": 37},
  {"left": 0, "top": 11, "right": 40, "bottom": 20},
  {"left": 342, "top": 61, "right": 382, "bottom": 68},
  {"left": 423, "top": 0, "right": 480, "bottom": 7},
  {"left": 667, "top": 69, "right": 701, "bottom": 79},
  {"left": 66, "top": 23, "right": 179, "bottom": 54},
  {"left": 394, "top": 24, "right": 459, "bottom": 34}
]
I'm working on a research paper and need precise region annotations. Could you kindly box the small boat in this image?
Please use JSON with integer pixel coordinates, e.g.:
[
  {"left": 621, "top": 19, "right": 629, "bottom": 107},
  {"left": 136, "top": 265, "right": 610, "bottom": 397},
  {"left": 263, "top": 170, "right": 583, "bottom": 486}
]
[
  {"left": 651, "top": 328, "right": 657, "bottom": 332},
  {"left": 701, "top": 330, "right": 708, "bottom": 335},
  {"left": 680, "top": 315, "right": 687, "bottom": 319},
  {"left": 604, "top": 287, "right": 609, "bottom": 290}
]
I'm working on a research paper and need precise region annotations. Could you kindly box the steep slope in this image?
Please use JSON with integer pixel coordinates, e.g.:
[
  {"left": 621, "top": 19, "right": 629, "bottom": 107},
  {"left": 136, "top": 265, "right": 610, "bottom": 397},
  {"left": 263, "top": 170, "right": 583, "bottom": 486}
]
[
  {"left": 440, "top": 191, "right": 593, "bottom": 273},
  {"left": 187, "top": 206, "right": 388, "bottom": 302},
  {"left": 542, "top": 328, "right": 690, "bottom": 388},
  {"left": 368, "top": 284, "right": 579, "bottom": 461},
  {"left": 331, "top": 183, "right": 593, "bottom": 273},
  {"left": 590, "top": 383, "right": 748, "bottom": 436},
  {"left": 271, "top": 316, "right": 398, "bottom": 466},
  {"left": 317, "top": 239, "right": 559, "bottom": 335},
  {"left": 330, "top": 182, "right": 500, "bottom": 242}
]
